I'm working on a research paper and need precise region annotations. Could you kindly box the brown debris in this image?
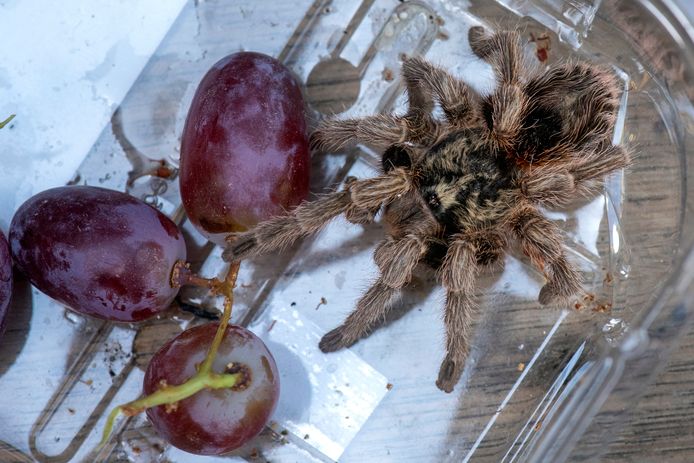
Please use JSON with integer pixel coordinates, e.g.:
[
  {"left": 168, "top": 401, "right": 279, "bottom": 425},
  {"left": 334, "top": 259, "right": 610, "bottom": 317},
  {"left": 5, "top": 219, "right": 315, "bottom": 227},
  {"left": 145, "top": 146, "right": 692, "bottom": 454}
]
[
  {"left": 592, "top": 302, "right": 613, "bottom": 313},
  {"left": 164, "top": 402, "right": 179, "bottom": 413},
  {"left": 267, "top": 319, "right": 277, "bottom": 332},
  {"left": 529, "top": 32, "right": 551, "bottom": 63},
  {"left": 225, "top": 362, "right": 252, "bottom": 391}
]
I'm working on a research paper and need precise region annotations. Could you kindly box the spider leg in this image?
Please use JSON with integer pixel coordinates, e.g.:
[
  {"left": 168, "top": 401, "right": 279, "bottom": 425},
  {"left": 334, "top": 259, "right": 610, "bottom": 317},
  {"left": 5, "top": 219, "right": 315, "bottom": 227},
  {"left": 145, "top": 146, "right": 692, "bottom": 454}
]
[
  {"left": 473, "top": 231, "right": 507, "bottom": 267},
  {"left": 319, "top": 234, "right": 428, "bottom": 352},
  {"left": 522, "top": 144, "right": 630, "bottom": 208},
  {"left": 310, "top": 112, "right": 443, "bottom": 152},
  {"left": 570, "top": 144, "right": 630, "bottom": 183},
  {"left": 468, "top": 25, "right": 495, "bottom": 59},
  {"left": 469, "top": 26, "right": 529, "bottom": 151},
  {"left": 313, "top": 54, "right": 487, "bottom": 152},
  {"left": 507, "top": 204, "right": 582, "bottom": 305},
  {"left": 222, "top": 169, "right": 412, "bottom": 261},
  {"left": 526, "top": 62, "right": 619, "bottom": 110},
  {"left": 311, "top": 114, "right": 409, "bottom": 152},
  {"left": 311, "top": 57, "right": 451, "bottom": 154},
  {"left": 527, "top": 63, "right": 621, "bottom": 152},
  {"left": 401, "top": 56, "right": 481, "bottom": 127},
  {"left": 437, "top": 234, "right": 479, "bottom": 393}
]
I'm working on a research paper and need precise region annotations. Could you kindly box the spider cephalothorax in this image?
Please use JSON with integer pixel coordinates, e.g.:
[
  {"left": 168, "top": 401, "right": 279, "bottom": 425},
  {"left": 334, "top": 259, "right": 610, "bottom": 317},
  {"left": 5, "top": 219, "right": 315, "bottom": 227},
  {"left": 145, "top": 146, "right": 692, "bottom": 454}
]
[
  {"left": 416, "top": 129, "right": 518, "bottom": 233},
  {"left": 223, "top": 27, "right": 630, "bottom": 392}
]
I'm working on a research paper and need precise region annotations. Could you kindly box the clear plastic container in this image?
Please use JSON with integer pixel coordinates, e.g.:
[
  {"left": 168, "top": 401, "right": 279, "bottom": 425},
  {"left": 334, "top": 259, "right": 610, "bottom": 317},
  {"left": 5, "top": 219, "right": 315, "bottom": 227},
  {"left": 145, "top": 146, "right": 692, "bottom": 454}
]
[{"left": 1, "top": 0, "right": 693, "bottom": 462}]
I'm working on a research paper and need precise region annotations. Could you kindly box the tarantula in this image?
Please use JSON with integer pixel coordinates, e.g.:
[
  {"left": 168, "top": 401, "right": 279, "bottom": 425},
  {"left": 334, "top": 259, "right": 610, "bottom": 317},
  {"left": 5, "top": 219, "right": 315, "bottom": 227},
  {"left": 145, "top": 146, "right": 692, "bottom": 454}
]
[{"left": 223, "top": 27, "right": 630, "bottom": 392}]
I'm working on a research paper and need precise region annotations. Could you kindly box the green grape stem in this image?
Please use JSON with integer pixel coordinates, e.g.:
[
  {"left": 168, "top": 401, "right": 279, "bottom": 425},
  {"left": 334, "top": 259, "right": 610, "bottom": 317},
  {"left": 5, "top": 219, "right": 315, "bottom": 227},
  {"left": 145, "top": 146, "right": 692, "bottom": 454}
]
[
  {"left": 199, "top": 261, "right": 240, "bottom": 374},
  {"left": 0, "top": 114, "right": 15, "bottom": 129},
  {"left": 99, "top": 260, "right": 242, "bottom": 448}
]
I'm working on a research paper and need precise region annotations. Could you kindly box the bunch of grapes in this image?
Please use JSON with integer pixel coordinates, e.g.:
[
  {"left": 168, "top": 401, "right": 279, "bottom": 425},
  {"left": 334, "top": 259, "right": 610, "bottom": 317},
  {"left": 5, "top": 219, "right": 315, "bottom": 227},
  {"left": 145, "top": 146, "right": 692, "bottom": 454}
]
[{"left": 3, "top": 52, "right": 309, "bottom": 455}]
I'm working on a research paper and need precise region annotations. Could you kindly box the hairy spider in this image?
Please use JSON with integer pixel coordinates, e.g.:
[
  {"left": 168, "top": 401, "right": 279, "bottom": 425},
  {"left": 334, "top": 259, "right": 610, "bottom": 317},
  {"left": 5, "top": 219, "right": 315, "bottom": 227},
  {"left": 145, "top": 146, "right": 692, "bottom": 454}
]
[{"left": 223, "top": 27, "right": 630, "bottom": 392}]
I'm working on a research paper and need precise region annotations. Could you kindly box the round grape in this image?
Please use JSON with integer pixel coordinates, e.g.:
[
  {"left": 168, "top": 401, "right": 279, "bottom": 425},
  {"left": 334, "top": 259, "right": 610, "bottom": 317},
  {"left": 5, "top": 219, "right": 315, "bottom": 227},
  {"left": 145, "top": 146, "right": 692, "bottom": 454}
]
[
  {"left": 0, "top": 230, "right": 12, "bottom": 334},
  {"left": 144, "top": 323, "right": 279, "bottom": 455}
]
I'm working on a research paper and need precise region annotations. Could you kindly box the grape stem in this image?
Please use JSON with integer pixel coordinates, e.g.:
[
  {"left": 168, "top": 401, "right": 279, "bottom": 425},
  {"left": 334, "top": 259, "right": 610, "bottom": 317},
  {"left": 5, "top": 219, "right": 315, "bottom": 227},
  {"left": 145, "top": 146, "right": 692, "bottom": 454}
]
[
  {"left": 199, "top": 261, "right": 240, "bottom": 374},
  {"left": 0, "top": 114, "right": 15, "bottom": 129},
  {"left": 100, "top": 370, "right": 242, "bottom": 445},
  {"left": 99, "top": 260, "right": 242, "bottom": 448}
]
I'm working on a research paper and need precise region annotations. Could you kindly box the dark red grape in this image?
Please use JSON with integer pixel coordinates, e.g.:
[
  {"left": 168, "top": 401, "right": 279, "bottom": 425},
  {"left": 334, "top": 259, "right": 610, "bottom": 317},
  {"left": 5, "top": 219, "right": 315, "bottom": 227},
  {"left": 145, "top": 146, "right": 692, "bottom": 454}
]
[
  {"left": 9, "top": 186, "right": 186, "bottom": 322},
  {"left": 0, "top": 230, "right": 12, "bottom": 333},
  {"left": 180, "top": 52, "right": 310, "bottom": 244},
  {"left": 144, "top": 323, "right": 279, "bottom": 455}
]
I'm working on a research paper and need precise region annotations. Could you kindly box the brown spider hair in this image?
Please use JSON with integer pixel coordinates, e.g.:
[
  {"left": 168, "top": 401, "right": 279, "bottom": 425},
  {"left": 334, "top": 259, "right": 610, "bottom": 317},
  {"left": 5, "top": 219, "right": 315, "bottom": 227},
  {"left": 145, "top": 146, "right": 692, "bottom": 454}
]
[{"left": 223, "top": 26, "right": 630, "bottom": 393}]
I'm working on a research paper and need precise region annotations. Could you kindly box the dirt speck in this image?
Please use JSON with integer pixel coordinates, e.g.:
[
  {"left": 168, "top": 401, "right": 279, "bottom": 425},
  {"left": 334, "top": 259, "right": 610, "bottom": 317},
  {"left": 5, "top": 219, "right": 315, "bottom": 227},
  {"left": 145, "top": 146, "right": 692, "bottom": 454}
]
[
  {"left": 315, "top": 297, "right": 328, "bottom": 310},
  {"left": 593, "top": 302, "right": 613, "bottom": 313},
  {"left": 267, "top": 319, "right": 277, "bottom": 332}
]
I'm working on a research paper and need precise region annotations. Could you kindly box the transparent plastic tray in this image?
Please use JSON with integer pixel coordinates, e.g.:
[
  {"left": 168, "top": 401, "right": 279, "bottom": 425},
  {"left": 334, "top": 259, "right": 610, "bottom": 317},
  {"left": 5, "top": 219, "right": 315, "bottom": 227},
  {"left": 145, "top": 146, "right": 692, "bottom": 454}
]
[{"left": 1, "top": 0, "right": 694, "bottom": 462}]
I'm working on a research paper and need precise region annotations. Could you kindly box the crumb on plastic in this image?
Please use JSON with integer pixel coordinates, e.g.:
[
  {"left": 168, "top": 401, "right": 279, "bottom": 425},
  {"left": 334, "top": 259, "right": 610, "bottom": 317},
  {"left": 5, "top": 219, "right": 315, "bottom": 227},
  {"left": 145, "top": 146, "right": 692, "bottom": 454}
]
[
  {"left": 437, "top": 30, "right": 450, "bottom": 41},
  {"left": 593, "top": 302, "right": 613, "bottom": 313}
]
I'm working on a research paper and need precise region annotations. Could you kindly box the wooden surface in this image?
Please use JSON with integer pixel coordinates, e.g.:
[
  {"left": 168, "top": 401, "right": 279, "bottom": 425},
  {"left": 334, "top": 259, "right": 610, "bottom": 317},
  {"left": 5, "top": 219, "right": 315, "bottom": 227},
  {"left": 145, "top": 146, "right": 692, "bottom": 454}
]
[{"left": 604, "top": 324, "right": 694, "bottom": 463}]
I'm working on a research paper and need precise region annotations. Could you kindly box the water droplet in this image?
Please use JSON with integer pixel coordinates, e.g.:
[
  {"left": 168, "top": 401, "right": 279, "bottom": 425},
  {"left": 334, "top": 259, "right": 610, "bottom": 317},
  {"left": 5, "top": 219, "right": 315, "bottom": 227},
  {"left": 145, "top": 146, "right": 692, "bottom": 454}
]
[
  {"left": 602, "top": 318, "right": 629, "bottom": 344},
  {"left": 64, "top": 310, "right": 84, "bottom": 325}
]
